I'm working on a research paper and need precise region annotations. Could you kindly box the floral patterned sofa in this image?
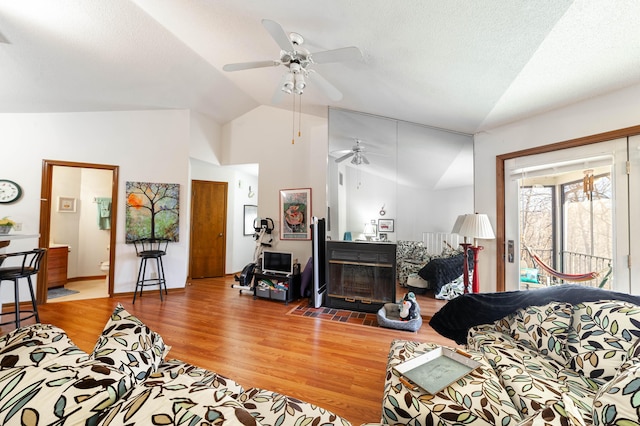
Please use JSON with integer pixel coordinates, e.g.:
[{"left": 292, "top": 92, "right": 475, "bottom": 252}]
[
  {"left": 0, "top": 304, "right": 350, "bottom": 426},
  {"left": 382, "top": 299, "right": 640, "bottom": 425}
]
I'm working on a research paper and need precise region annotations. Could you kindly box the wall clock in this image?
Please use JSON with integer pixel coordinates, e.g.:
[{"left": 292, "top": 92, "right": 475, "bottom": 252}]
[{"left": 0, "top": 179, "right": 22, "bottom": 204}]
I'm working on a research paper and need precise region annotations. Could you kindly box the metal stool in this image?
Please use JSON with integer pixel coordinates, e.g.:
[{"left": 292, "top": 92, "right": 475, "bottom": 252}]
[
  {"left": 0, "top": 248, "right": 46, "bottom": 329},
  {"left": 133, "top": 238, "right": 169, "bottom": 303}
]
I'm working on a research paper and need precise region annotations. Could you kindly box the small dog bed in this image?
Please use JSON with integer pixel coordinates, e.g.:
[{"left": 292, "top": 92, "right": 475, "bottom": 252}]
[{"left": 377, "top": 303, "right": 422, "bottom": 332}]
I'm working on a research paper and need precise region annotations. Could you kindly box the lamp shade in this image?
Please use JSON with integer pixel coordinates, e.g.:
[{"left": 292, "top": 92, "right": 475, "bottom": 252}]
[
  {"left": 451, "top": 214, "right": 468, "bottom": 235},
  {"left": 458, "top": 213, "right": 495, "bottom": 240},
  {"left": 363, "top": 223, "right": 376, "bottom": 237}
]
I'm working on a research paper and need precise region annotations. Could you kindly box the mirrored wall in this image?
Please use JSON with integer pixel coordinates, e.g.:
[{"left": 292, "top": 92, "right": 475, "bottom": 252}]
[{"left": 327, "top": 108, "right": 475, "bottom": 243}]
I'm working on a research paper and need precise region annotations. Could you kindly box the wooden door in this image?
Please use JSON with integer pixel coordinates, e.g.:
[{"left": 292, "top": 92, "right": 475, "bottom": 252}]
[{"left": 190, "top": 180, "right": 227, "bottom": 278}]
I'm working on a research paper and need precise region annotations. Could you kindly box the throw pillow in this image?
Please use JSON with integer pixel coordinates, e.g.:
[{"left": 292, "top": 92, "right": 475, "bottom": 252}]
[
  {"left": 0, "top": 323, "right": 132, "bottom": 426},
  {"left": 510, "top": 301, "right": 572, "bottom": 364},
  {"left": 519, "top": 268, "right": 539, "bottom": 284},
  {"left": 91, "top": 303, "right": 170, "bottom": 384},
  {"left": 592, "top": 362, "right": 640, "bottom": 426},
  {"left": 565, "top": 300, "right": 640, "bottom": 383},
  {"left": 97, "top": 363, "right": 253, "bottom": 426},
  {"left": 518, "top": 394, "right": 586, "bottom": 426}
]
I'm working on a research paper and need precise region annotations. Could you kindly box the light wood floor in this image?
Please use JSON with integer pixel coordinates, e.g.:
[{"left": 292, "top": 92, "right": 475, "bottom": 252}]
[
  {"left": 47, "top": 278, "right": 109, "bottom": 302},
  {"left": 11, "top": 276, "right": 457, "bottom": 426}
]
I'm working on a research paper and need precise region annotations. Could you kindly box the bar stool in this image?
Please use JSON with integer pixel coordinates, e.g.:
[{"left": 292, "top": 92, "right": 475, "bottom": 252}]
[
  {"left": 0, "top": 248, "right": 47, "bottom": 329},
  {"left": 133, "top": 238, "right": 169, "bottom": 303}
]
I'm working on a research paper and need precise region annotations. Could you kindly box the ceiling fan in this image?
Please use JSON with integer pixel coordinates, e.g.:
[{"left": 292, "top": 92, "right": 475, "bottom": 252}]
[
  {"left": 223, "top": 19, "right": 362, "bottom": 101},
  {"left": 334, "top": 139, "right": 370, "bottom": 165}
]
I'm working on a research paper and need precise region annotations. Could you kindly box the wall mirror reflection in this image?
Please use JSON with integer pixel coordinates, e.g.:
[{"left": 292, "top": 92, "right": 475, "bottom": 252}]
[
  {"left": 243, "top": 204, "right": 258, "bottom": 236},
  {"left": 327, "top": 108, "right": 475, "bottom": 244}
]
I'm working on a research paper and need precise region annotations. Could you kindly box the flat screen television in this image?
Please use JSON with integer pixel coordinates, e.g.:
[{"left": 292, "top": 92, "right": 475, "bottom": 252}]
[{"left": 262, "top": 251, "right": 293, "bottom": 276}]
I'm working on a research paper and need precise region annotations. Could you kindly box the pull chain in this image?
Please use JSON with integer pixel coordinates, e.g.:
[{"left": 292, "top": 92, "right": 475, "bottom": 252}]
[
  {"left": 298, "top": 93, "right": 302, "bottom": 138},
  {"left": 291, "top": 93, "right": 296, "bottom": 144}
]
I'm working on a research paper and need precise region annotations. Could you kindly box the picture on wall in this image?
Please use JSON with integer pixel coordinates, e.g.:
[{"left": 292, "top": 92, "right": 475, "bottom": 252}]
[
  {"left": 378, "top": 218, "right": 395, "bottom": 232},
  {"left": 57, "top": 196, "right": 76, "bottom": 213},
  {"left": 125, "top": 181, "right": 180, "bottom": 243},
  {"left": 280, "top": 188, "right": 311, "bottom": 240}
]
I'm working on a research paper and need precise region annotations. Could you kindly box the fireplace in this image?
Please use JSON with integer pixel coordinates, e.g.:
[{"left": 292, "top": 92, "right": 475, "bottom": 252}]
[{"left": 326, "top": 241, "right": 396, "bottom": 313}]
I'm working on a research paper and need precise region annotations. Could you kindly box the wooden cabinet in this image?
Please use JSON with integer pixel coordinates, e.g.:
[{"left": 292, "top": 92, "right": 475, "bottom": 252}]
[{"left": 47, "top": 246, "right": 68, "bottom": 288}]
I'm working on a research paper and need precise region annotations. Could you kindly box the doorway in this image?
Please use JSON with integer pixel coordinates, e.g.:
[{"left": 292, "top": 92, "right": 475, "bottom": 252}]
[
  {"left": 189, "top": 180, "right": 227, "bottom": 278},
  {"left": 38, "top": 160, "right": 119, "bottom": 304}
]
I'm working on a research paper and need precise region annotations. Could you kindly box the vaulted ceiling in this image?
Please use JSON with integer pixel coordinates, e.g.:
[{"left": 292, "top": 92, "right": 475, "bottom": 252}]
[{"left": 2, "top": 1, "right": 640, "bottom": 136}]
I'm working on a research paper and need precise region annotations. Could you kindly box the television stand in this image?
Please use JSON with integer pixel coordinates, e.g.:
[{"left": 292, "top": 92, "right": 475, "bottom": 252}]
[{"left": 253, "top": 265, "right": 300, "bottom": 305}]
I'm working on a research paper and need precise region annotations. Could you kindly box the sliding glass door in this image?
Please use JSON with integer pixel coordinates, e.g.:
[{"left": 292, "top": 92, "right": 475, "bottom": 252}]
[{"left": 504, "top": 137, "right": 631, "bottom": 293}]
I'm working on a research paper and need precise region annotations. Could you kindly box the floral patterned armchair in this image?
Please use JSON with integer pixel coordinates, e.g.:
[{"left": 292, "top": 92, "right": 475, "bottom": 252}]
[{"left": 395, "top": 240, "right": 432, "bottom": 287}]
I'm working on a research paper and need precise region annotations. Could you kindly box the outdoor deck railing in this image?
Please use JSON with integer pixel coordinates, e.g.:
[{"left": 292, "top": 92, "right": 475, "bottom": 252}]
[{"left": 520, "top": 247, "right": 612, "bottom": 289}]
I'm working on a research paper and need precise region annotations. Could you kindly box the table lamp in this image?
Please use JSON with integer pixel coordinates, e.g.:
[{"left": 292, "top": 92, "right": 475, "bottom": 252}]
[
  {"left": 451, "top": 214, "right": 473, "bottom": 293},
  {"left": 457, "top": 213, "right": 495, "bottom": 293},
  {"left": 363, "top": 222, "right": 376, "bottom": 241}
]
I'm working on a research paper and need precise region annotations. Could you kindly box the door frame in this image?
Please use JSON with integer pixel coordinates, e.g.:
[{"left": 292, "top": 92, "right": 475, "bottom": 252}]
[
  {"left": 38, "top": 159, "right": 119, "bottom": 304},
  {"left": 495, "top": 125, "right": 640, "bottom": 292}
]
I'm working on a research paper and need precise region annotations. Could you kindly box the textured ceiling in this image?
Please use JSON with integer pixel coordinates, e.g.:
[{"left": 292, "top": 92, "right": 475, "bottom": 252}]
[{"left": 1, "top": 1, "right": 640, "bottom": 187}]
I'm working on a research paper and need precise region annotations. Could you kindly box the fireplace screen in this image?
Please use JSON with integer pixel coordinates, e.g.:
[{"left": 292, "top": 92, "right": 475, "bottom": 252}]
[
  {"left": 328, "top": 260, "right": 394, "bottom": 302},
  {"left": 326, "top": 241, "right": 396, "bottom": 308}
]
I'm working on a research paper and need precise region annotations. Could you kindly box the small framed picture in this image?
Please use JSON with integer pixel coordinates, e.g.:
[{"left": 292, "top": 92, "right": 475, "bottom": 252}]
[
  {"left": 378, "top": 218, "right": 394, "bottom": 232},
  {"left": 57, "top": 196, "right": 76, "bottom": 213},
  {"left": 280, "top": 188, "right": 312, "bottom": 240}
]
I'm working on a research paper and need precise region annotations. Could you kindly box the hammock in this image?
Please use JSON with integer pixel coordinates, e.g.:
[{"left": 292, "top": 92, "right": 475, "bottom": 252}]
[{"left": 523, "top": 246, "right": 603, "bottom": 283}]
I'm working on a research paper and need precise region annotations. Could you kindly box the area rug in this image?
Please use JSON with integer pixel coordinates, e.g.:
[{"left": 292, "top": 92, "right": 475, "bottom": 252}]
[
  {"left": 48, "top": 287, "right": 79, "bottom": 299},
  {"left": 287, "top": 303, "right": 381, "bottom": 328}
]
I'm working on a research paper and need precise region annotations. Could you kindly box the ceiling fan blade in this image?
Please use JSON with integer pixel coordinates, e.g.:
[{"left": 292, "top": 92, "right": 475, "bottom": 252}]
[
  {"left": 362, "top": 155, "right": 370, "bottom": 165},
  {"left": 262, "top": 19, "right": 294, "bottom": 52},
  {"left": 311, "top": 46, "right": 362, "bottom": 64},
  {"left": 223, "top": 60, "right": 280, "bottom": 72},
  {"left": 335, "top": 152, "right": 354, "bottom": 163},
  {"left": 309, "top": 70, "right": 343, "bottom": 101}
]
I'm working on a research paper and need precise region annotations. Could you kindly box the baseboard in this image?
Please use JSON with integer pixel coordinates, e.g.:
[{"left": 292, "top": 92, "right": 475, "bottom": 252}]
[{"left": 67, "top": 275, "right": 105, "bottom": 282}]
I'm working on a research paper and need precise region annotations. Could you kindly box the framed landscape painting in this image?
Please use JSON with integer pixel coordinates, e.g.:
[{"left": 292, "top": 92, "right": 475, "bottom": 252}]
[
  {"left": 125, "top": 181, "right": 180, "bottom": 243},
  {"left": 279, "top": 188, "right": 311, "bottom": 240}
]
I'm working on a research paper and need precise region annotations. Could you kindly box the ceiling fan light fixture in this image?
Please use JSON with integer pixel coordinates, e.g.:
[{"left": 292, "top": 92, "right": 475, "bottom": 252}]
[
  {"left": 294, "top": 73, "right": 306, "bottom": 94},
  {"left": 282, "top": 72, "right": 294, "bottom": 94}
]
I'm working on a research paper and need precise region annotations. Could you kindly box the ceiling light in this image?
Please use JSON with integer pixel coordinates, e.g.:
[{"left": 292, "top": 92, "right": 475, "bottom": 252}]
[
  {"left": 294, "top": 73, "right": 306, "bottom": 94},
  {"left": 351, "top": 153, "right": 363, "bottom": 165},
  {"left": 290, "top": 62, "right": 301, "bottom": 73},
  {"left": 282, "top": 72, "right": 294, "bottom": 94}
]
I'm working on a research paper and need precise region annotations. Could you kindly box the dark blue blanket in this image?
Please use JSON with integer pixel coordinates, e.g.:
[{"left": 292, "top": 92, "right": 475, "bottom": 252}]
[
  {"left": 429, "top": 285, "right": 640, "bottom": 344},
  {"left": 418, "top": 251, "right": 473, "bottom": 293}
]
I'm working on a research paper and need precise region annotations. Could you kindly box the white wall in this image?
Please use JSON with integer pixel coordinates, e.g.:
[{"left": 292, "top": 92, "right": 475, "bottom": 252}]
[
  {"left": 475, "top": 82, "right": 640, "bottom": 293},
  {"left": 190, "top": 112, "right": 223, "bottom": 165},
  {"left": 1, "top": 110, "right": 191, "bottom": 301},
  {"left": 77, "top": 168, "right": 113, "bottom": 277},
  {"left": 222, "top": 105, "right": 327, "bottom": 266}
]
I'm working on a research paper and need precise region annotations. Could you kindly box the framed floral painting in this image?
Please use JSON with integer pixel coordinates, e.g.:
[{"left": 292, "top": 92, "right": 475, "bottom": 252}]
[{"left": 279, "top": 188, "right": 311, "bottom": 240}]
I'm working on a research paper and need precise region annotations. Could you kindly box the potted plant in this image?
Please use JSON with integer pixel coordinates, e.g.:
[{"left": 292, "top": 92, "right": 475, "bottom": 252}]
[{"left": 0, "top": 217, "right": 15, "bottom": 234}]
